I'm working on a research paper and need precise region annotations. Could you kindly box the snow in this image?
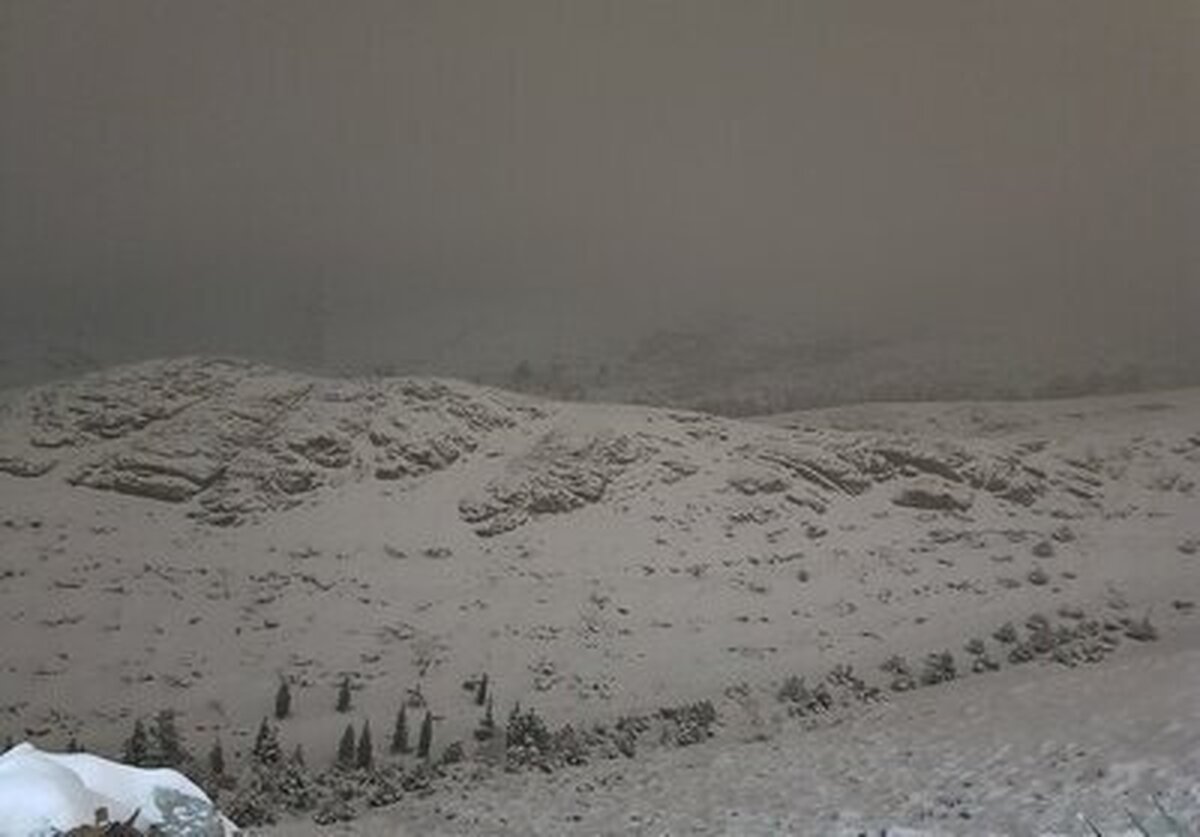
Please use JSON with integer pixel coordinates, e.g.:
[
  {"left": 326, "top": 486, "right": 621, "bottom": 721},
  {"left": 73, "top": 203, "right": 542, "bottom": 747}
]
[
  {"left": 0, "top": 744, "right": 234, "bottom": 836},
  {"left": 0, "top": 358, "right": 1197, "bottom": 832},
  {"left": 279, "top": 638, "right": 1200, "bottom": 835}
]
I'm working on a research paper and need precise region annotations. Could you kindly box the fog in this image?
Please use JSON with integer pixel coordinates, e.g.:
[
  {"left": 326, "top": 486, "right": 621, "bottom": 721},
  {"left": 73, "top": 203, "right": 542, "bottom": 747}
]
[{"left": 2, "top": 1, "right": 1197, "bottom": 398}]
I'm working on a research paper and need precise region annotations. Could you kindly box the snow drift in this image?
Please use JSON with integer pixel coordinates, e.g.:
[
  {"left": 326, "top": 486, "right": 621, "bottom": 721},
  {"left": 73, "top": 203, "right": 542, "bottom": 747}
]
[{"left": 0, "top": 743, "right": 233, "bottom": 837}]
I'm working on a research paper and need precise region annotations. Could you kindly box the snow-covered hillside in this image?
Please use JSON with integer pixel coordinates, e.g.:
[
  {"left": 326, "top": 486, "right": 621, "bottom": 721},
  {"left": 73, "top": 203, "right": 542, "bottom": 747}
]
[
  {"left": 268, "top": 636, "right": 1200, "bottom": 836},
  {"left": 0, "top": 357, "right": 1197, "bottom": 821}
]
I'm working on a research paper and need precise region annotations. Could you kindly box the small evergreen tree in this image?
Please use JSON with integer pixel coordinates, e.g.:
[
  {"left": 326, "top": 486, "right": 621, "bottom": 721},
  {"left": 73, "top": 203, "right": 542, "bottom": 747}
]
[
  {"left": 474, "top": 696, "right": 496, "bottom": 742},
  {"left": 208, "top": 738, "right": 225, "bottom": 777},
  {"left": 337, "top": 723, "right": 356, "bottom": 769},
  {"left": 150, "top": 709, "right": 187, "bottom": 768},
  {"left": 336, "top": 676, "right": 352, "bottom": 713},
  {"left": 475, "top": 673, "right": 489, "bottom": 707},
  {"left": 417, "top": 711, "right": 433, "bottom": 760},
  {"left": 274, "top": 679, "right": 292, "bottom": 720},
  {"left": 66, "top": 734, "right": 81, "bottom": 753},
  {"left": 252, "top": 717, "right": 282, "bottom": 765},
  {"left": 356, "top": 719, "right": 374, "bottom": 770},
  {"left": 391, "top": 704, "right": 410, "bottom": 755},
  {"left": 123, "top": 719, "right": 149, "bottom": 766}
]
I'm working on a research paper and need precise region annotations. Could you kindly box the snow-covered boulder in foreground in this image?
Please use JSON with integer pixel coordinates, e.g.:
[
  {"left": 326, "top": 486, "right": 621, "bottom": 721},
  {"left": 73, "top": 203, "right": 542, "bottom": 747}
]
[{"left": 0, "top": 744, "right": 234, "bottom": 837}]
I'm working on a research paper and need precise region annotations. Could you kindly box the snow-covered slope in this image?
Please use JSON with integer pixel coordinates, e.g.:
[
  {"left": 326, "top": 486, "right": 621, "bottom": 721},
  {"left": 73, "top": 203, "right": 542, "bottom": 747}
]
[
  {"left": 1, "top": 357, "right": 1197, "bottom": 775},
  {"left": 270, "top": 636, "right": 1200, "bottom": 836}
]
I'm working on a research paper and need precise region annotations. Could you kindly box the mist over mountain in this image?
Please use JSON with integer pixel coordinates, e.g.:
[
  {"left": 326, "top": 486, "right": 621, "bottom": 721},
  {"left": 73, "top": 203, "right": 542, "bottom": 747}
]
[{"left": 2, "top": 1, "right": 1196, "bottom": 400}]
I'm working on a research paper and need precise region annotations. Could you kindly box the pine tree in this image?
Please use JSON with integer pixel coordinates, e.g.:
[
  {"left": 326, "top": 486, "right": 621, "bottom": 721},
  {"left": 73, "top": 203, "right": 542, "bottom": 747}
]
[
  {"left": 123, "top": 719, "right": 149, "bottom": 766},
  {"left": 474, "top": 696, "right": 496, "bottom": 742},
  {"left": 1, "top": 735, "right": 12, "bottom": 754},
  {"left": 475, "top": 673, "right": 489, "bottom": 707},
  {"left": 66, "top": 735, "right": 81, "bottom": 753},
  {"left": 150, "top": 709, "right": 186, "bottom": 768},
  {"left": 391, "top": 704, "right": 410, "bottom": 755},
  {"left": 274, "top": 679, "right": 292, "bottom": 720},
  {"left": 336, "top": 676, "right": 352, "bottom": 713},
  {"left": 208, "top": 738, "right": 225, "bottom": 777},
  {"left": 251, "top": 717, "right": 282, "bottom": 765},
  {"left": 337, "top": 723, "right": 356, "bottom": 769},
  {"left": 417, "top": 711, "right": 433, "bottom": 760},
  {"left": 356, "top": 719, "right": 374, "bottom": 770}
]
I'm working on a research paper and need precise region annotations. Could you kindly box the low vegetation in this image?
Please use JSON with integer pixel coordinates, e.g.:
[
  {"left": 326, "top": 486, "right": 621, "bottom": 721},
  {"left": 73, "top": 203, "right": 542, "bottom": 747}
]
[{"left": 12, "top": 603, "right": 1159, "bottom": 829}]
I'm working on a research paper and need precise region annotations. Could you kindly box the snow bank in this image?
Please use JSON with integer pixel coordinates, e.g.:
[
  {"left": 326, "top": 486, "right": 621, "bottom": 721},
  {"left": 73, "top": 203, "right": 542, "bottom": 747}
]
[{"left": 0, "top": 743, "right": 234, "bottom": 836}]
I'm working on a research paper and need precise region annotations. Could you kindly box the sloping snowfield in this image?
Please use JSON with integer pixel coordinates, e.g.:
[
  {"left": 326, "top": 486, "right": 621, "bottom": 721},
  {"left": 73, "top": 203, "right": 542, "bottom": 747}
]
[
  {"left": 263, "top": 635, "right": 1200, "bottom": 836},
  {"left": 1, "top": 357, "right": 1197, "bottom": 832}
]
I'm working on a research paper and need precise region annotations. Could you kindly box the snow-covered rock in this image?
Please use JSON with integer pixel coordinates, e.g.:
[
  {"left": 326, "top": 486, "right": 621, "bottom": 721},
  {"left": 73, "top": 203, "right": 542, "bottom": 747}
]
[{"left": 0, "top": 744, "right": 233, "bottom": 837}]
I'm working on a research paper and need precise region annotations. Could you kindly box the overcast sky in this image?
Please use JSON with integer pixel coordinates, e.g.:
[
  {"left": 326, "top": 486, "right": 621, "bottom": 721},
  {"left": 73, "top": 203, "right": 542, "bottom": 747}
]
[{"left": 1, "top": 1, "right": 1196, "bottom": 378}]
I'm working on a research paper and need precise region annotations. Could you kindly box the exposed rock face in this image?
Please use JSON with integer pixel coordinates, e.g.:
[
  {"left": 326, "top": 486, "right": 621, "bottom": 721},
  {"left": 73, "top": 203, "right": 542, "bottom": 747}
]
[
  {"left": 0, "top": 358, "right": 534, "bottom": 526},
  {"left": 892, "top": 480, "right": 975, "bottom": 512},
  {"left": 0, "top": 453, "right": 56, "bottom": 478},
  {"left": 727, "top": 472, "right": 790, "bottom": 495},
  {"left": 755, "top": 445, "right": 873, "bottom": 497},
  {"left": 460, "top": 432, "right": 650, "bottom": 536},
  {"left": 0, "top": 356, "right": 1144, "bottom": 534}
]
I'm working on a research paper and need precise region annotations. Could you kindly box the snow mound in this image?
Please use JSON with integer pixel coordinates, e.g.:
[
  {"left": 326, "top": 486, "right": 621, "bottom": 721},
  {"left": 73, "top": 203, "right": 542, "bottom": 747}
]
[{"left": 0, "top": 743, "right": 234, "bottom": 837}]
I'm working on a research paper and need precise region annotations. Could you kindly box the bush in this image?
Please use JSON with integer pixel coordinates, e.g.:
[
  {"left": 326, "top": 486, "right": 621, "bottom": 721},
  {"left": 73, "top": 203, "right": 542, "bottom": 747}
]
[
  {"left": 506, "top": 705, "right": 551, "bottom": 755},
  {"left": 1125, "top": 614, "right": 1159, "bottom": 642},
  {"left": 919, "top": 651, "right": 957, "bottom": 686},
  {"left": 880, "top": 655, "right": 916, "bottom": 692},
  {"left": 993, "top": 622, "right": 1018, "bottom": 644},
  {"left": 441, "top": 740, "right": 465, "bottom": 765},
  {"left": 825, "top": 664, "right": 881, "bottom": 704},
  {"left": 252, "top": 718, "right": 282, "bottom": 766},
  {"left": 1008, "top": 641, "right": 1036, "bottom": 665},
  {"left": 776, "top": 676, "right": 833, "bottom": 716},
  {"left": 658, "top": 700, "right": 717, "bottom": 746}
]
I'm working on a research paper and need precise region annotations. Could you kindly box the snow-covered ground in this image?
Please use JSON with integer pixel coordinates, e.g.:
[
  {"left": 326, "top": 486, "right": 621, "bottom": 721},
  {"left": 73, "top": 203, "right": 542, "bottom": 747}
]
[
  {"left": 261, "top": 634, "right": 1200, "bottom": 836},
  {"left": 0, "top": 357, "right": 1197, "bottom": 831}
]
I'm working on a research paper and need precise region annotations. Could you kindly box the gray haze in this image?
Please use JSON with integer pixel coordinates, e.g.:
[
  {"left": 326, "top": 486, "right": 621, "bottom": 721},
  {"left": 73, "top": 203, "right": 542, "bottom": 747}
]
[{"left": 1, "top": 1, "right": 1197, "bottom": 400}]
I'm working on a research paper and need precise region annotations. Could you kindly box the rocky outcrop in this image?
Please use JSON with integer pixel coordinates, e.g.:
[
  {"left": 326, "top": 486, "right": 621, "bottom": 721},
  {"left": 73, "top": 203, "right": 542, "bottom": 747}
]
[
  {"left": 0, "top": 357, "right": 1136, "bottom": 531},
  {"left": 892, "top": 480, "right": 975, "bottom": 512},
  {"left": 0, "top": 452, "right": 56, "bottom": 478},
  {"left": 460, "top": 432, "right": 649, "bottom": 536},
  {"left": 0, "top": 358, "right": 534, "bottom": 526}
]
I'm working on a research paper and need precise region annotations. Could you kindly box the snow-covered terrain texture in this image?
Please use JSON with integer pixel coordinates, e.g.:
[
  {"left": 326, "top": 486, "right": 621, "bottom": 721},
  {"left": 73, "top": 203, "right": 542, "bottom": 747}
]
[
  {"left": 265, "top": 637, "right": 1200, "bottom": 836},
  {"left": 0, "top": 743, "right": 233, "bottom": 836},
  {"left": 0, "top": 357, "right": 1197, "bottom": 772}
]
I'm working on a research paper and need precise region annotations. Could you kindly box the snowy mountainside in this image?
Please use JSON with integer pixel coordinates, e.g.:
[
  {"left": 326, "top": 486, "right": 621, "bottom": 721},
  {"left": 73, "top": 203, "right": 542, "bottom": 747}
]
[{"left": 0, "top": 357, "right": 1197, "bottom": 776}]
